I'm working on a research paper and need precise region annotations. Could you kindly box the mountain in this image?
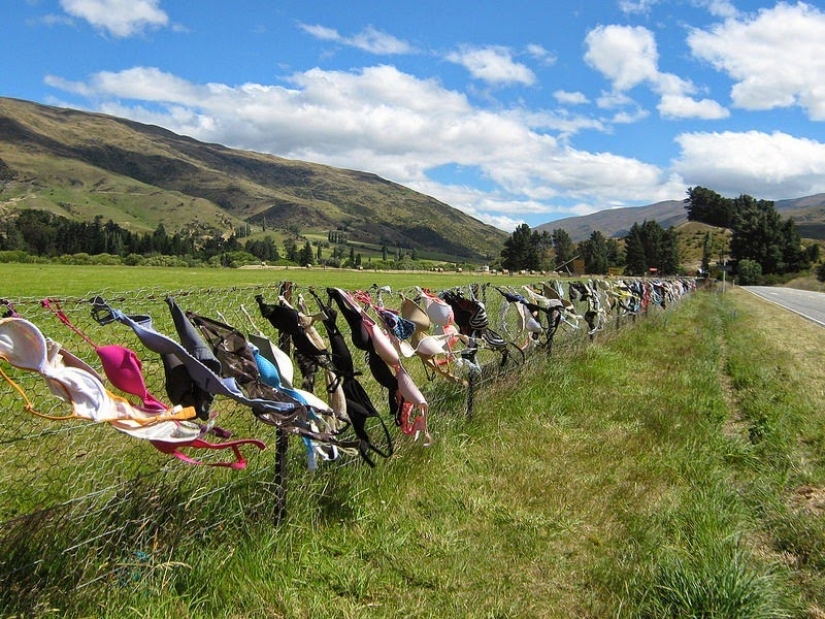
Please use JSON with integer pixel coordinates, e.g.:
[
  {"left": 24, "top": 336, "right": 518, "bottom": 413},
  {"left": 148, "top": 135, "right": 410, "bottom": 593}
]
[
  {"left": 0, "top": 97, "right": 507, "bottom": 261},
  {"left": 535, "top": 200, "right": 687, "bottom": 241},
  {"left": 537, "top": 195, "right": 825, "bottom": 242}
]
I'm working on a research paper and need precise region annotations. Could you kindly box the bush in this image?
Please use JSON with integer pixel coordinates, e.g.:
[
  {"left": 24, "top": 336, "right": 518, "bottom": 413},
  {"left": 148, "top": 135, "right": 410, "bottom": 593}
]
[
  {"left": 0, "top": 250, "right": 34, "bottom": 263},
  {"left": 816, "top": 262, "right": 825, "bottom": 283},
  {"left": 737, "top": 259, "right": 762, "bottom": 285}
]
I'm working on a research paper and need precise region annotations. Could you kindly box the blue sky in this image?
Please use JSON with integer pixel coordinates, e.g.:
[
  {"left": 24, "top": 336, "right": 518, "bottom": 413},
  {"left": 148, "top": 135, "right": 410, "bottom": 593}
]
[{"left": 4, "top": 1, "right": 825, "bottom": 232}]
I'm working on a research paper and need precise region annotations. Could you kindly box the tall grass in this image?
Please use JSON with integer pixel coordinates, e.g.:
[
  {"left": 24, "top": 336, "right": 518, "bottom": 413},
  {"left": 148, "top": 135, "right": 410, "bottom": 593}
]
[{"left": 6, "top": 286, "right": 825, "bottom": 618}]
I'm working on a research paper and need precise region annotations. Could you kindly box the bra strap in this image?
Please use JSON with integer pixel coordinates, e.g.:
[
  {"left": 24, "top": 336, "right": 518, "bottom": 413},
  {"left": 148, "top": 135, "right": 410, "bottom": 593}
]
[{"left": 41, "top": 298, "right": 98, "bottom": 348}]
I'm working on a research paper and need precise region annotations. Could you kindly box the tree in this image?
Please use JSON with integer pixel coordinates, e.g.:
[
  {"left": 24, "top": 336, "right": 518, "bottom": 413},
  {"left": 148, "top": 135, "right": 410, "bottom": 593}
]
[
  {"left": 551, "top": 228, "right": 575, "bottom": 271},
  {"left": 660, "top": 228, "right": 680, "bottom": 275},
  {"left": 779, "top": 218, "right": 810, "bottom": 273},
  {"left": 816, "top": 261, "right": 825, "bottom": 283},
  {"left": 579, "top": 230, "right": 609, "bottom": 275},
  {"left": 606, "top": 238, "right": 623, "bottom": 270},
  {"left": 623, "top": 223, "right": 647, "bottom": 275},
  {"left": 729, "top": 195, "right": 784, "bottom": 274},
  {"left": 501, "top": 223, "right": 538, "bottom": 272},
  {"left": 283, "top": 237, "right": 298, "bottom": 262},
  {"left": 622, "top": 219, "right": 679, "bottom": 275},
  {"left": 299, "top": 241, "right": 313, "bottom": 266},
  {"left": 685, "top": 186, "right": 736, "bottom": 228}
]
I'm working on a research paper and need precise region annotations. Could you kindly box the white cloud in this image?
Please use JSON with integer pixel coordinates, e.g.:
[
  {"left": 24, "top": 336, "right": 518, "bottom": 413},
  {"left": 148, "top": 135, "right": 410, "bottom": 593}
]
[
  {"left": 596, "top": 90, "right": 636, "bottom": 109},
  {"left": 59, "top": 0, "right": 168, "bottom": 37},
  {"left": 688, "top": 2, "right": 825, "bottom": 120},
  {"left": 526, "top": 43, "right": 557, "bottom": 66},
  {"left": 658, "top": 94, "right": 729, "bottom": 119},
  {"left": 298, "top": 23, "right": 415, "bottom": 54},
  {"left": 673, "top": 130, "right": 825, "bottom": 198},
  {"left": 554, "top": 90, "right": 589, "bottom": 105},
  {"left": 46, "top": 64, "right": 683, "bottom": 228},
  {"left": 584, "top": 25, "right": 659, "bottom": 91},
  {"left": 692, "top": 0, "right": 739, "bottom": 19},
  {"left": 445, "top": 45, "right": 536, "bottom": 86},
  {"left": 619, "top": 0, "right": 658, "bottom": 15},
  {"left": 585, "top": 23, "right": 727, "bottom": 121}
]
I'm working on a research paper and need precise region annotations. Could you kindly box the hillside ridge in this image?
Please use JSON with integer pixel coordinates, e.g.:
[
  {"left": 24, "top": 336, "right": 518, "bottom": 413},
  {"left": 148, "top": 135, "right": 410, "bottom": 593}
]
[
  {"left": 538, "top": 194, "right": 825, "bottom": 242},
  {"left": 0, "top": 97, "right": 506, "bottom": 261}
]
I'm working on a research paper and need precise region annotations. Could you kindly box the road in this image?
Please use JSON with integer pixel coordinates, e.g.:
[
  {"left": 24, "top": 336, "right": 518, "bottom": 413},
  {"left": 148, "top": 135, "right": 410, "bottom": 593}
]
[{"left": 742, "top": 286, "right": 825, "bottom": 327}]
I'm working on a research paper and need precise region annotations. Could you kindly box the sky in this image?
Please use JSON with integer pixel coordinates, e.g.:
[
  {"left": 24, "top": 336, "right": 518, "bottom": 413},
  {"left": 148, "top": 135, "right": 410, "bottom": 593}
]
[{"left": 4, "top": 1, "right": 825, "bottom": 232}]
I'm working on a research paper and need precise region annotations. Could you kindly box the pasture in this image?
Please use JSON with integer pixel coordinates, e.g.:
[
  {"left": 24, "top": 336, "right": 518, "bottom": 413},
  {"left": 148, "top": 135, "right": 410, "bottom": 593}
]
[{"left": 0, "top": 262, "right": 540, "bottom": 299}]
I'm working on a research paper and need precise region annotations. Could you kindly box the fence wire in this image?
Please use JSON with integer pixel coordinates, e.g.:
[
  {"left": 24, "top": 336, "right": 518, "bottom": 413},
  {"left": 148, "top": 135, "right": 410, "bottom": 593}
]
[{"left": 0, "top": 278, "right": 685, "bottom": 610}]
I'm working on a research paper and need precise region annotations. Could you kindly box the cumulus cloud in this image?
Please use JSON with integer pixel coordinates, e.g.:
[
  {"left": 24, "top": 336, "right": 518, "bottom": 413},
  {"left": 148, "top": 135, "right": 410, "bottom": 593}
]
[
  {"left": 673, "top": 130, "right": 825, "bottom": 198},
  {"left": 59, "top": 0, "right": 168, "bottom": 37},
  {"left": 688, "top": 2, "right": 825, "bottom": 120},
  {"left": 658, "top": 94, "right": 729, "bottom": 119},
  {"left": 445, "top": 45, "right": 536, "bottom": 86},
  {"left": 45, "top": 64, "right": 679, "bottom": 228},
  {"left": 584, "top": 25, "right": 659, "bottom": 91},
  {"left": 298, "top": 23, "right": 415, "bottom": 54},
  {"left": 585, "top": 23, "right": 728, "bottom": 121}
]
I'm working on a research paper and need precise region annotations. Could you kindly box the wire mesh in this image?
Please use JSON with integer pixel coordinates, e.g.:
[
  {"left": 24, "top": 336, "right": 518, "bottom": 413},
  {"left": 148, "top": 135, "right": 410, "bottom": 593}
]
[{"left": 0, "top": 277, "right": 687, "bottom": 608}]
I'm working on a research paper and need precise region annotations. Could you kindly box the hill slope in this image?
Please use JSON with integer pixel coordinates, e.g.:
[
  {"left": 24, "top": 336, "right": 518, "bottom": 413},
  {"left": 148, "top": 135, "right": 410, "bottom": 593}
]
[
  {"left": 538, "top": 195, "right": 825, "bottom": 242},
  {"left": 0, "top": 97, "right": 507, "bottom": 261}
]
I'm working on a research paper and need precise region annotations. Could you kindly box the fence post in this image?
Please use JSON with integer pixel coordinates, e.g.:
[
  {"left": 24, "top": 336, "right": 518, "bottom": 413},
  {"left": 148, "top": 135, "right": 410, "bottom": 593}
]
[
  {"left": 273, "top": 281, "right": 293, "bottom": 526},
  {"left": 465, "top": 360, "right": 476, "bottom": 418}
]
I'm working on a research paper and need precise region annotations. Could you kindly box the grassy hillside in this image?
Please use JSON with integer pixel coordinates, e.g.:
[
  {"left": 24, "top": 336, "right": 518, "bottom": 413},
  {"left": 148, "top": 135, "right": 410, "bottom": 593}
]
[{"left": 0, "top": 97, "right": 507, "bottom": 262}]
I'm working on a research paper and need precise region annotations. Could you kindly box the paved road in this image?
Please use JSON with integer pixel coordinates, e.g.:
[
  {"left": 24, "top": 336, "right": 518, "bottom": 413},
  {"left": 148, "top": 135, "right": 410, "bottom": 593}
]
[{"left": 742, "top": 286, "right": 825, "bottom": 327}]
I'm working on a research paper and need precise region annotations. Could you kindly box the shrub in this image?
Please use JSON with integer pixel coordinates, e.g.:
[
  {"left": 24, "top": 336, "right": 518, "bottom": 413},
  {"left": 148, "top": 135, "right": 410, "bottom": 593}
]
[{"left": 737, "top": 259, "right": 762, "bottom": 285}]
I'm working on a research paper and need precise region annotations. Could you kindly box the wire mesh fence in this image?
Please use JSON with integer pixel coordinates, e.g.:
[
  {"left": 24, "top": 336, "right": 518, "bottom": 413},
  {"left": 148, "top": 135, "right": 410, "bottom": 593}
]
[{"left": 0, "top": 277, "right": 688, "bottom": 610}]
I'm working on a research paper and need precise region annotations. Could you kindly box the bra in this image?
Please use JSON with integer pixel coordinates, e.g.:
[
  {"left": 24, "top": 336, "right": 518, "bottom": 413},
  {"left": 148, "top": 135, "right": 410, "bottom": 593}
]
[
  {"left": 42, "top": 298, "right": 168, "bottom": 413},
  {"left": 0, "top": 316, "right": 195, "bottom": 426}
]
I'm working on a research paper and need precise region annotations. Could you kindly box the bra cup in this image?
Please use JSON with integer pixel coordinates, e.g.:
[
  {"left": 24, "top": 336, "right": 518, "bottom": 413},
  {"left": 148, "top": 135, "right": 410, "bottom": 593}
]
[
  {"left": 41, "top": 360, "right": 111, "bottom": 421},
  {"left": 396, "top": 366, "right": 426, "bottom": 406},
  {"left": 416, "top": 292, "right": 454, "bottom": 327},
  {"left": 252, "top": 347, "right": 332, "bottom": 415},
  {"left": 365, "top": 321, "right": 399, "bottom": 367},
  {"left": 526, "top": 315, "right": 544, "bottom": 333},
  {"left": 436, "top": 323, "right": 461, "bottom": 349},
  {"left": 50, "top": 341, "right": 103, "bottom": 382},
  {"left": 400, "top": 296, "right": 430, "bottom": 332},
  {"left": 415, "top": 334, "right": 452, "bottom": 357},
  {"left": 95, "top": 345, "right": 159, "bottom": 405},
  {"left": 247, "top": 333, "right": 294, "bottom": 389},
  {"left": 0, "top": 318, "right": 48, "bottom": 372},
  {"left": 252, "top": 348, "right": 283, "bottom": 389}
]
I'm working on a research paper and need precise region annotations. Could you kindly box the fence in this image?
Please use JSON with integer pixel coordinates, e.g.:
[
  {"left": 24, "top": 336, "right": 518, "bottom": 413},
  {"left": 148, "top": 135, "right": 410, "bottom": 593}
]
[{"left": 0, "top": 278, "right": 687, "bottom": 612}]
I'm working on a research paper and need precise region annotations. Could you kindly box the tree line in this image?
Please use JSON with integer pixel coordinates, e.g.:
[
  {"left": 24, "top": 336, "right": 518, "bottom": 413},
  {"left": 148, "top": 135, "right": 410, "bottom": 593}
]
[
  {"left": 500, "top": 186, "right": 818, "bottom": 282},
  {"left": 500, "top": 221, "right": 678, "bottom": 276},
  {"left": 0, "top": 210, "right": 281, "bottom": 266},
  {"left": 0, "top": 209, "right": 443, "bottom": 271},
  {"left": 685, "top": 186, "right": 815, "bottom": 283}
]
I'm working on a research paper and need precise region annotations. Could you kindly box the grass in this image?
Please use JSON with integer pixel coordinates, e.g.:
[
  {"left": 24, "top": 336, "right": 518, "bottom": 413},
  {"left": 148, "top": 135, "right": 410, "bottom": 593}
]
[
  {"left": 0, "top": 263, "right": 541, "bottom": 300},
  {"left": 3, "top": 278, "right": 825, "bottom": 617}
]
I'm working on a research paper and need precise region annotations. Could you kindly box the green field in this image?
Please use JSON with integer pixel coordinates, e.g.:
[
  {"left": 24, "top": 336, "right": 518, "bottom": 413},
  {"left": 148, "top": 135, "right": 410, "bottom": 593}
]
[{"left": 0, "top": 263, "right": 542, "bottom": 299}]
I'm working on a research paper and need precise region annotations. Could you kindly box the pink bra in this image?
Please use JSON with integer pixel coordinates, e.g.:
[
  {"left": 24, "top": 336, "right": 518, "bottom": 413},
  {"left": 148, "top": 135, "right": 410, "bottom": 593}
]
[{"left": 42, "top": 298, "right": 167, "bottom": 412}]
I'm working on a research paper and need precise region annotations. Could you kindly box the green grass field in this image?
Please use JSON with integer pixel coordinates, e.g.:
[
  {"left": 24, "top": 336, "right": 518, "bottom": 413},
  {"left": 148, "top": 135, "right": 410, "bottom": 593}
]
[
  {"left": 0, "top": 263, "right": 541, "bottom": 299},
  {"left": 3, "top": 273, "right": 825, "bottom": 617}
]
